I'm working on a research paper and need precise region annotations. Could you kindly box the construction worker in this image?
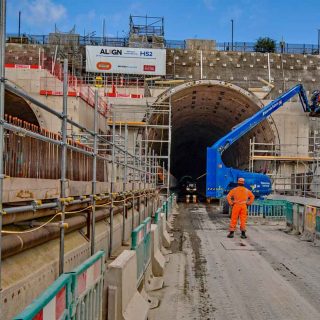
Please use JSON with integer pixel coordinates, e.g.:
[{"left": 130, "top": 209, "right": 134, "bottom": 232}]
[{"left": 226, "top": 177, "right": 255, "bottom": 239}]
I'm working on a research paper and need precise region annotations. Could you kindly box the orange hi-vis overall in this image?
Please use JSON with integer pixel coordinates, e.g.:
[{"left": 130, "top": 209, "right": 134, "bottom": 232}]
[{"left": 226, "top": 186, "right": 255, "bottom": 231}]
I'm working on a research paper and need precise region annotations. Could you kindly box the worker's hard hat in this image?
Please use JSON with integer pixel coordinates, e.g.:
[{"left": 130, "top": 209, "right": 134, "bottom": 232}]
[{"left": 238, "top": 178, "right": 245, "bottom": 184}]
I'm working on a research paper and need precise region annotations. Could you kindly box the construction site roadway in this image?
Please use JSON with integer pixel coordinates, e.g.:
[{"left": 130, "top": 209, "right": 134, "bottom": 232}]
[{"left": 149, "top": 203, "right": 320, "bottom": 320}]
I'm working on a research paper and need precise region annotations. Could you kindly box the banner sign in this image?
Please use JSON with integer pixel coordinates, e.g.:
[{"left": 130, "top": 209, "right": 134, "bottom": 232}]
[{"left": 86, "top": 46, "right": 166, "bottom": 75}]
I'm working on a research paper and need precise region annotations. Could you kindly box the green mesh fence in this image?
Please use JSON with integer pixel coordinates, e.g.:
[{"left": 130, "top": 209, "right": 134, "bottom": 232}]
[
  {"left": 131, "top": 224, "right": 145, "bottom": 284},
  {"left": 316, "top": 216, "right": 320, "bottom": 234},
  {"left": 248, "top": 199, "right": 292, "bottom": 219},
  {"left": 143, "top": 217, "right": 152, "bottom": 269}
]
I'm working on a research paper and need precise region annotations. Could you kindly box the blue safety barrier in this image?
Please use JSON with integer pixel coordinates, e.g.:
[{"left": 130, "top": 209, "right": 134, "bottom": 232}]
[
  {"left": 143, "top": 217, "right": 152, "bottom": 269},
  {"left": 162, "top": 201, "right": 168, "bottom": 219},
  {"left": 248, "top": 199, "right": 292, "bottom": 218},
  {"left": 153, "top": 208, "right": 162, "bottom": 224},
  {"left": 131, "top": 223, "right": 145, "bottom": 284},
  {"left": 316, "top": 215, "right": 320, "bottom": 238},
  {"left": 131, "top": 217, "right": 152, "bottom": 285}
]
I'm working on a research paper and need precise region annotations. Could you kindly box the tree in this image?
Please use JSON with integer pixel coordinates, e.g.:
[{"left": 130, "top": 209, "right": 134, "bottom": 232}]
[{"left": 254, "top": 37, "right": 276, "bottom": 53}]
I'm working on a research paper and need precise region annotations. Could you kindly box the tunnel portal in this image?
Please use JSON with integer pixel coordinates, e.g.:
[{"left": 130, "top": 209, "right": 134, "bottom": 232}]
[
  {"left": 155, "top": 80, "right": 278, "bottom": 194},
  {"left": 5, "top": 90, "right": 40, "bottom": 126}
]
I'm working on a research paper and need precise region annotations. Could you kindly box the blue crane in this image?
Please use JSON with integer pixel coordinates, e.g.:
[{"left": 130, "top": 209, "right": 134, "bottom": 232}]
[{"left": 206, "top": 84, "right": 320, "bottom": 203}]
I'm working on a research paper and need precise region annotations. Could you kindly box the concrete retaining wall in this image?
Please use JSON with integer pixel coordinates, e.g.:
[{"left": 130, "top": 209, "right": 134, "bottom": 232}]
[{"left": 2, "top": 205, "right": 145, "bottom": 320}]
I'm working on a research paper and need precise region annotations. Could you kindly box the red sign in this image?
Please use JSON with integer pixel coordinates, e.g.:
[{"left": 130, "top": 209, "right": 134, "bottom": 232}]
[
  {"left": 55, "top": 287, "right": 66, "bottom": 319},
  {"left": 143, "top": 65, "right": 155, "bottom": 72}
]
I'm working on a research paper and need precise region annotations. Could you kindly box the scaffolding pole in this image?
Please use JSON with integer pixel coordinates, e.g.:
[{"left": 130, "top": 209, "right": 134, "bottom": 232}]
[
  {"left": 90, "top": 90, "right": 98, "bottom": 255},
  {"left": 59, "top": 59, "right": 68, "bottom": 275},
  {"left": 0, "top": 0, "right": 6, "bottom": 312}
]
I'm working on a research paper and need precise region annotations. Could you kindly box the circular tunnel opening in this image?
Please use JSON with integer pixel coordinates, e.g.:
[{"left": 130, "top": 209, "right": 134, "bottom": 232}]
[
  {"left": 5, "top": 90, "right": 40, "bottom": 126},
  {"left": 155, "top": 80, "right": 278, "bottom": 196}
]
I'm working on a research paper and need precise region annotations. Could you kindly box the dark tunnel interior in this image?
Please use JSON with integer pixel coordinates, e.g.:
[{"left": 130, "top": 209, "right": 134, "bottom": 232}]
[
  {"left": 154, "top": 81, "right": 277, "bottom": 196},
  {"left": 5, "top": 90, "right": 39, "bottom": 126}
]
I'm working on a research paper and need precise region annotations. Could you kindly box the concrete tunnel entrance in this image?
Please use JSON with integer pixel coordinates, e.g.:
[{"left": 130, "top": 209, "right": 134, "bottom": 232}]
[
  {"left": 154, "top": 80, "right": 279, "bottom": 196},
  {"left": 5, "top": 89, "right": 40, "bottom": 126}
]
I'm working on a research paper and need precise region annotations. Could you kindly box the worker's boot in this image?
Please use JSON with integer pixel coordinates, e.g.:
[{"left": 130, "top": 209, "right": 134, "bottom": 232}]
[
  {"left": 227, "top": 231, "right": 234, "bottom": 238},
  {"left": 241, "top": 231, "right": 247, "bottom": 239}
]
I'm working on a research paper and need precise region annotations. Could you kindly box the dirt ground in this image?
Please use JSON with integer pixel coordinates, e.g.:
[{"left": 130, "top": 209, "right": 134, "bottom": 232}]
[{"left": 149, "top": 203, "right": 320, "bottom": 320}]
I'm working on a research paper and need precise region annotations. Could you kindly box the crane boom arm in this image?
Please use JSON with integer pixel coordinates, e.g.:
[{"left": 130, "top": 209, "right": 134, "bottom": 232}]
[
  {"left": 206, "top": 84, "right": 314, "bottom": 199},
  {"left": 213, "top": 84, "right": 309, "bottom": 153}
]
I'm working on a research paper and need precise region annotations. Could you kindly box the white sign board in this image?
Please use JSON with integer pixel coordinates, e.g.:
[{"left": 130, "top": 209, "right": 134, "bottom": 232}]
[{"left": 86, "top": 46, "right": 166, "bottom": 75}]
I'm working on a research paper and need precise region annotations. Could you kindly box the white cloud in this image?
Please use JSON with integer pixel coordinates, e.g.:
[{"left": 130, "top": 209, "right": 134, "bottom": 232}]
[
  {"left": 18, "top": 0, "right": 67, "bottom": 27},
  {"left": 203, "top": 0, "right": 215, "bottom": 11}
]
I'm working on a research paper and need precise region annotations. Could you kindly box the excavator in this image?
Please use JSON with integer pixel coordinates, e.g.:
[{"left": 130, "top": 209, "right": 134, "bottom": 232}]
[{"left": 206, "top": 84, "right": 320, "bottom": 213}]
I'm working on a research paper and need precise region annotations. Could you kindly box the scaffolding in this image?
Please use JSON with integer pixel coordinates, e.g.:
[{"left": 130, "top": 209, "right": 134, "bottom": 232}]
[
  {"left": 129, "top": 15, "right": 165, "bottom": 48},
  {"left": 107, "top": 99, "right": 172, "bottom": 197},
  {"left": 249, "top": 134, "right": 320, "bottom": 198},
  {"left": 0, "top": 58, "right": 164, "bottom": 314}
]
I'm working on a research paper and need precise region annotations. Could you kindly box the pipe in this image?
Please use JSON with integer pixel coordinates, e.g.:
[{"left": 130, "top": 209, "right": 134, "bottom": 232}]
[
  {"left": 1, "top": 201, "right": 140, "bottom": 259},
  {"left": 4, "top": 202, "right": 57, "bottom": 215},
  {"left": 1, "top": 192, "right": 141, "bottom": 225},
  {"left": 3, "top": 198, "right": 92, "bottom": 225}
]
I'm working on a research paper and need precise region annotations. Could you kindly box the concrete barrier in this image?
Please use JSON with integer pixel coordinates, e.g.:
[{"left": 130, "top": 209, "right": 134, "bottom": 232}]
[
  {"left": 160, "top": 212, "right": 173, "bottom": 249},
  {"left": 298, "top": 204, "right": 305, "bottom": 235},
  {"left": 291, "top": 203, "right": 300, "bottom": 235},
  {"left": 269, "top": 194, "right": 320, "bottom": 243},
  {"left": 107, "top": 250, "right": 149, "bottom": 320},
  {"left": 131, "top": 217, "right": 164, "bottom": 294},
  {"left": 291, "top": 203, "right": 305, "bottom": 235},
  {"left": 151, "top": 224, "right": 165, "bottom": 276},
  {"left": 301, "top": 205, "right": 317, "bottom": 241}
]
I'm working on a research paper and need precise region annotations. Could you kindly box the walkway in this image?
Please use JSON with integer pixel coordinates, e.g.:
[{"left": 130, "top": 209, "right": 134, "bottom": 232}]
[{"left": 150, "top": 203, "right": 320, "bottom": 319}]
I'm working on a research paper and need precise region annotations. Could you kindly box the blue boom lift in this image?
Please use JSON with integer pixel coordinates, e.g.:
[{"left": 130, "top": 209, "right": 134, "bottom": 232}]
[{"left": 206, "top": 84, "right": 320, "bottom": 210}]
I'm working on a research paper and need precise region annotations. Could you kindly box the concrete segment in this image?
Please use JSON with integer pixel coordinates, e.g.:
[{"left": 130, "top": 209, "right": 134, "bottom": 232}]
[
  {"left": 107, "top": 250, "right": 149, "bottom": 320},
  {"left": 150, "top": 224, "right": 165, "bottom": 277},
  {"left": 160, "top": 212, "right": 172, "bottom": 248}
]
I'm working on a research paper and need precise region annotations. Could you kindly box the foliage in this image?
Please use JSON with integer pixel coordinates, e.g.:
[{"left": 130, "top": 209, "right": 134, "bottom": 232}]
[{"left": 254, "top": 37, "right": 276, "bottom": 53}]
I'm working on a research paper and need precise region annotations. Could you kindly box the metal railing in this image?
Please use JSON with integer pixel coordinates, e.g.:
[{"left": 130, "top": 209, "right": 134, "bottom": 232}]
[
  {"left": 2, "top": 58, "right": 160, "bottom": 273},
  {"left": 69, "top": 251, "right": 105, "bottom": 319},
  {"left": 272, "top": 173, "right": 320, "bottom": 198},
  {"left": 249, "top": 137, "right": 320, "bottom": 198},
  {"left": 6, "top": 33, "right": 320, "bottom": 54},
  {"left": 39, "top": 63, "right": 109, "bottom": 115},
  {"left": 131, "top": 217, "right": 152, "bottom": 285},
  {"left": 3, "top": 115, "right": 107, "bottom": 181},
  {"left": 13, "top": 273, "right": 72, "bottom": 320},
  {"left": 13, "top": 251, "right": 105, "bottom": 320},
  {"left": 131, "top": 193, "right": 175, "bottom": 286},
  {"left": 248, "top": 199, "right": 292, "bottom": 218}
]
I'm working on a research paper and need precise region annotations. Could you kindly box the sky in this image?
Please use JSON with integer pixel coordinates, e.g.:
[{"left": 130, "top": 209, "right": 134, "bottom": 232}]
[{"left": 6, "top": 0, "right": 320, "bottom": 44}]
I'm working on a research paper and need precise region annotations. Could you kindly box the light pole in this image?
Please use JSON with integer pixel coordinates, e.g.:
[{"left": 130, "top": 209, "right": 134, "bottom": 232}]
[
  {"left": 18, "top": 10, "right": 21, "bottom": 37},
  {"left": 231, "top": 19, "right": 234, "bottom": 51},
  {"left": 318, "top": 29, "right": 320, "bottom": 54}
]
